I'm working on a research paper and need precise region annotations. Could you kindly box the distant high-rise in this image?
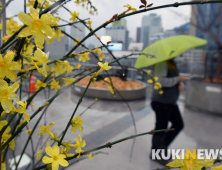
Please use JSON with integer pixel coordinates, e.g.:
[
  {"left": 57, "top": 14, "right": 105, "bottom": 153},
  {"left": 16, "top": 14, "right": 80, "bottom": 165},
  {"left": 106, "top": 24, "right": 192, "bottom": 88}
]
[
  {"left": 164, "top": 29, "right": 177, "bottom": 38},
  {"left": 140, "top": 13, "right": 163, "bottom": 48},
  {"left": 70, "top": 22, "right": 85, "bottom": 52},
  {"left": 174, "top": 23, "right": 189, "bottom": 35},
  {"left": 189, "top": 3, "right": 222, "bottom": 50},
  {"left": 105, "top": 18, "right": 129, "bottom": 50},
  {"left": 136, "top": 27, "right": 141, "bottom": 43}
]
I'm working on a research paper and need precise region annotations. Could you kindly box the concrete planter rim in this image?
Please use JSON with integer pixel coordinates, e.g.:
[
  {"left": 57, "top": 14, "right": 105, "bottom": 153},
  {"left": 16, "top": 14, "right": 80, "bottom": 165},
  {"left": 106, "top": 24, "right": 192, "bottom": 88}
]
[{"left": 75, "top": 78, "right": 147, "bottom": 91}]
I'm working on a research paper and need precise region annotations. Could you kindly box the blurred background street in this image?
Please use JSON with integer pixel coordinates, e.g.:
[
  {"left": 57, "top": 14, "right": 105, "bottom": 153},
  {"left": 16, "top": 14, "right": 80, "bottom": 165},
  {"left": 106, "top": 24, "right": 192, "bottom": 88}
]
[
  {"left": 1, "top": 0, "right": 222, "bottom": 170},
  {"left": 13, "top": 85, "right": 222, "bottom": 170}
]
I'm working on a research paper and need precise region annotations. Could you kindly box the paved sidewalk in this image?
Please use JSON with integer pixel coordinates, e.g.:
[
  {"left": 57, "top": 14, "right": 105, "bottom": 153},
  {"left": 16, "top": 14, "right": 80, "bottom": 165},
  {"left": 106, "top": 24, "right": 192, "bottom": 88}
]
[{"left": 14, "top": 86, "right": 222, "bottom": 170}]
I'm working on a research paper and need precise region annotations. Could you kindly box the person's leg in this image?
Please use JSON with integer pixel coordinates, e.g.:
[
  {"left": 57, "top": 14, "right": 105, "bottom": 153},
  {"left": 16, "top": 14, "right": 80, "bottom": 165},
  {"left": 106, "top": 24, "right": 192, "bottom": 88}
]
[
  {"left": 151, "top": 101, "right": 173, "bottom": 150},
  {"left": 150, "top": 101, "right": 174, "bottom": 165},
  {"left": 164, "top": 104, "right": 184, "bottom": 148}
]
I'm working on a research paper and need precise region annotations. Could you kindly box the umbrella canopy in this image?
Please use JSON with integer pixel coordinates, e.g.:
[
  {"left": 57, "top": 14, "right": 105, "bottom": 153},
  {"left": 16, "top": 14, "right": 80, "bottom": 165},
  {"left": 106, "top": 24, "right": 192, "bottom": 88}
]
[{"left": 134, "top": 35, "right": 207, "bottom": 68}]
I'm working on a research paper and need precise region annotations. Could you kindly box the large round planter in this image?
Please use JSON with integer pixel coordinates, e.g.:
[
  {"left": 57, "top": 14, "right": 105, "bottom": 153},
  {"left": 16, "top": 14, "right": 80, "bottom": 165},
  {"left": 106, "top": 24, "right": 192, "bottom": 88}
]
[
  {"left": 185, "top": 80, "right": 222, "bottom": 114},
  {"left": 72, "top": 80, "right": 147, "bottom": 100}
]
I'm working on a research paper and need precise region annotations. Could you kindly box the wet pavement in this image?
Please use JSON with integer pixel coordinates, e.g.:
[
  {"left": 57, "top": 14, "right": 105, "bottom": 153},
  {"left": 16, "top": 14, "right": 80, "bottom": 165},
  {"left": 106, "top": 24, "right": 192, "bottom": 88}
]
[{"left": 13, "top": 86, "right": 222, "bottom": 170}]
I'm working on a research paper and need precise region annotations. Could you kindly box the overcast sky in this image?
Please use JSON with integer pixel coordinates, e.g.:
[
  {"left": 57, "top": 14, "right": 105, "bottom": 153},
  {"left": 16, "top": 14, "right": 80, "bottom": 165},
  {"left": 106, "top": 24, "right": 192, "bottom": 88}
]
[{"left": 6, "top": 0, "right": 191, "bottom": 46}]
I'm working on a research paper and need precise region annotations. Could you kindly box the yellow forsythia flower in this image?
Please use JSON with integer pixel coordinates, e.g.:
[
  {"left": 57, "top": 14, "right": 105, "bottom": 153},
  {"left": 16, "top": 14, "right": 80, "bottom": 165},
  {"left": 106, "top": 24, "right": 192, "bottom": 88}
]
[
  {"left": 31, "top": 48, "right": 51, "bottom": 77},
  {"left": 87, "top": 20, "right": 92, "bottom": 29},
  {"left": 1, "top": 126, "right": 15, "bottom": 150},
  {"left": 70, "top": 115, "right": 83, "bottom": 133},
  {"left": 24, "top": 43, "right": 35, "bottom": 56},
  {"left": 42, "top": 145, "right": 69, "bottom": 170},
  {"left": 47, "top": 28, "right": 64, "bottom": 44},
  {"left": 147, "top": 70, "right": 151, "bottom": 75},
  {"left": 0, "top": 120, "right": 8, "bottom": 130},
  {"left": 36, "top": 149, "right": 42, "bottom": 160},
  {"left": 49, "top": 79, "right": 61, "bottom": 92},
  {"left": 75, "top": 38, "right": 80, "bottom": 46},
  {"left": 87, "top": 153, "right": 93, "bottom": 160},
  {"left": 95, "top": 61, "right": 112, "bottom": 76},
  {"left": 99, "top": 53, "right": 105, "bottom": 61},
  {"left": 211, "top": 165, "right": 222, "bottom": 170},
  {"left": 63, "top": 60, "right": 74, "bottom": 74},
  {"left": 62, "top": 77, "right": 75, "bottom": 87},
  {"left": 74, "top": 64, "right": 81, "bottom": 69},
  {"left": 104, "top": 77, "right": 110, "bottom": 83},
  {"left": 60, "top": 147, "right": 75, "bottom": 158},
  {"left": 153, "top": 77, "right": 158, "bottom": 81},
  {"left": 18, "top": 7, "right": 58, "bottom": 47},
  {"left": 154, "top": 82, "right": 162, "bottom": 90},
  {"left": 54, "top": 28, "right": 64, "bottom": 41},
  {"left": 98, "top": 61, "right": 112, "bottom": 71},
  {"left": 35, "top": 80, "right": 47, "bottom": 90},
  {"left": 69, "top": 134, "right": 86, "bottom": 158},
  {"left": 6, "top": 18, "right": 21, "bottom": 36},
  {"left": 16, "top": 100, "right": 30, "bottom": 123},
  {"left": 51, "top": 61, "right": 66, "bottom": 76},
  {"left": 37, "top": 122, "right": 55, "bottom": 137},
  {"left": 26, "top": 129, "right": 32, "bottom": 135},
  {"left": 0, "top": 80, "right": 19, "bottom": 113},
  {"left": 166, "top": 155, "right": 214, "bottom": 170},
  {"left": 0, "top": 51, "right": 21, "bottom": 81},
  {"left": 159, "top": 90, "right": 164, "bottom": 95},
  {"left": 26, "top": 0, "right": 35, "bottom": 7},
  {"left": 78, "top": 53, "right": 90, "bottom": 62},
  {"left": 69, "top": 11, "right": 79, "bottom": 22},
  {"left": 74, "top": 0, "right": 80, "bottom": 5},
  {"left": 147, "top": 79, "right": 153, "bottom": 84}
]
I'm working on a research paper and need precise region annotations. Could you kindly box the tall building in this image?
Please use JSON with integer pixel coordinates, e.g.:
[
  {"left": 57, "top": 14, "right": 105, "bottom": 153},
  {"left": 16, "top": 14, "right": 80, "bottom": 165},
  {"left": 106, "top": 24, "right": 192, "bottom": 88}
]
[
  {"left": 105, "top": 19, "right": 129, "bottom": 50},
  {"left": 174, "top": 23, "right": 189, "bottom": 35},
  {"left": 189, "top": 3, "right": 222, "bottom": 50},
  {"left": 140, "top": 13, "right": 163, "bottom": 48},
  {"left": 164, "top": 29, "right": 177, "bottom": 38},
  {"left": 69, "top": 22, "right": 86, "bottom": 52},
  {"left": 136, "top": 27, "right": 141, "bottom": 43}
]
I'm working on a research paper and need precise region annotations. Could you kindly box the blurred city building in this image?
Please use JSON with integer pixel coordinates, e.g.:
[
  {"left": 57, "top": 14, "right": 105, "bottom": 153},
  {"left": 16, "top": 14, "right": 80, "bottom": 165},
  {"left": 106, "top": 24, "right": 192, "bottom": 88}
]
[
  {"left": 69, "top": 22, "right": 86, "bottom": 52},
  {"left": 136, "top": 27, "right": 141, "bottom": 43},
  {"left": 149, "top": 32, "right": 165, "bottom": 45},
  {"left": 149, "top": 23, "right": 189, "bottom": 44},
  {"left": 128, "top": 43, "right": 144, "bottom": 51},
  {"left": 45, "top": 27, "right": 69, "bottom": 60},
  {"left": 189, "top": 3, "right": 222, "bottom": 80},
  {"left": 129, "top": 37, "right": 135, "bottom": 44},
  {"left": 105, "top": 19, "right": 129, "bottom": 50},
  {"left": 189, "top": 3, "right": 222, "bottom": 51},
  {"left": 164, "top": 29, "right": 177, "bottom": 38},
  {"left": 174, "top": 23, "right": 189, "bottom": 35},
  {"left": 175, "top": 49, "right": 205, "bottom": 75},
  {"left": 140, "top": 13, "right": 163, "bottom": 49}
]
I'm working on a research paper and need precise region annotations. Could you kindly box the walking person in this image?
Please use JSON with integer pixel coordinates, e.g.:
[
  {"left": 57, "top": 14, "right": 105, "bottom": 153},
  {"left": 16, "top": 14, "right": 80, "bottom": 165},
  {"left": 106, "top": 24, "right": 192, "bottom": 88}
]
[{"left": 150, "top": 59, "right": 189, "bottom": 165}]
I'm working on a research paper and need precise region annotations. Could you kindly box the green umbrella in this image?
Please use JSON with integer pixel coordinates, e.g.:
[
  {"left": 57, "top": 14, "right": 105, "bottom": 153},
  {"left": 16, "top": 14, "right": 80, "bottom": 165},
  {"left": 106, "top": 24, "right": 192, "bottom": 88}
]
[{"left": 134, "top": 35, "right": 207, "bottom": 68}]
